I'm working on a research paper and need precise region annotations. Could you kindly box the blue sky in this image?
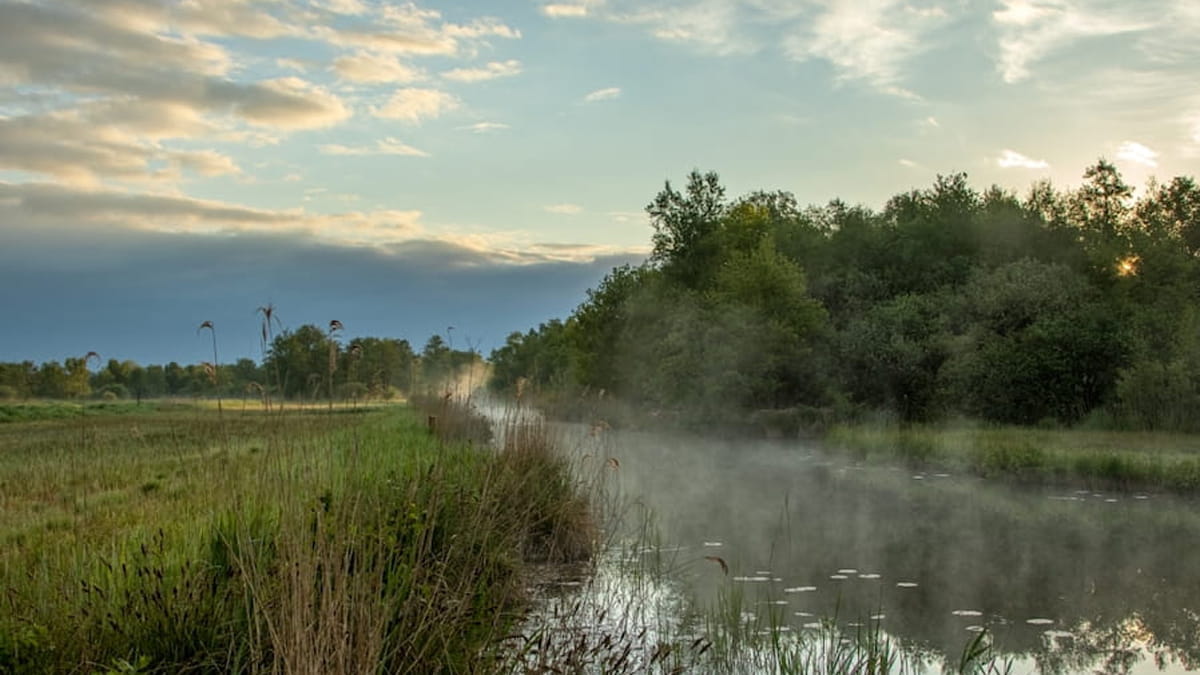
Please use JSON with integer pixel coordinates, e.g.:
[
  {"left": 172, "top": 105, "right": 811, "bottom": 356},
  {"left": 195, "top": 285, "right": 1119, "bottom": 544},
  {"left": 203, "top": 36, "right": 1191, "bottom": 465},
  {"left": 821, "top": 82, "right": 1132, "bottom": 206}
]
[{"left": 1, "top": 0, "right": 1198, "bottom": 365}]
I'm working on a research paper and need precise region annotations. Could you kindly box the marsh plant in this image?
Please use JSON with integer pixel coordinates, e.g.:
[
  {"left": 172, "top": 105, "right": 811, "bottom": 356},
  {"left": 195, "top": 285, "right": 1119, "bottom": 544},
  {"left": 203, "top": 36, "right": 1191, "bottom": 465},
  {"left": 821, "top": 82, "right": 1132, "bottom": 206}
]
[{"left": 0, "top": 396, "right": 602, "bottom": 673}]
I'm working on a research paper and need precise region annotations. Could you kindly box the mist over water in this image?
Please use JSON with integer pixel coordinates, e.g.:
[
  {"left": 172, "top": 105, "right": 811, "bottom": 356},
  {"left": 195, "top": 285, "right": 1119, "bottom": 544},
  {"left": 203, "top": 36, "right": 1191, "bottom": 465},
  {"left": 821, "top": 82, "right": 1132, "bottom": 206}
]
[{"left": 565, "top": 424, "right": 1200, "bottom": 674}]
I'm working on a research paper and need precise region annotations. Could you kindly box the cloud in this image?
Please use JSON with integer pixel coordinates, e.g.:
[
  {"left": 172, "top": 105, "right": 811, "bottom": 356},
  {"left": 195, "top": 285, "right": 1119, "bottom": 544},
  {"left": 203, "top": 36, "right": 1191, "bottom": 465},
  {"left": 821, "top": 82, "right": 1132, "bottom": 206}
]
[
  {"left": 460, "top": 122, "right": 510, "bottom": 133},
  {"left": 314, "top": 10, "right": 520, "bottom": 57},
  {"left": 783, "top": 1, "right": 948, "bottom": 97},
  {"left": 0, "top": 220, "right": 645, "bottom": 365},
  {"left": 991, "top": 0, "right": 1153, "bottom": 83},
  {"left": 334, "top": 52, "right": 426, "bottom": 83},
  {"left": 442, "top": 60, "right": 523, "bottom": 82},
  {"left": 324, "top": 0, "right": 369, "bottom": 15},
  {"left": 997, "top": 149, "right": 1050, "bottom": 169},
  {"left": 608, "top": 210, "right": 644, "bottom": 224},
  {"left": 232, "top": 77, "right": 352, "bottom": 129},
  {"left": 319, "top": 138, "right": 431, "bottom": 157},
  {"left": 544, "top": 203, "right": 584, "bottom": 215},
  {"left": 583, "top": 87, "right": 621, "bottom": 102},
  {"left": 555, "top": 1, "right": 944, "bottom": 96},
  {"left": 373, "top": 88, "right": 461, "bottom": 123},
  {"left": 542, "top": 4, "right": 590, "bottom": 17},
  {"left": 1115, "top": 140, "right": 1158, "bottom": 167},
  {"left": 898, "top": 158, "right": 919, "bottom": 168},
  {"left": 0, "top": 180, "right": 422, "bottom": 246},
  {"left": 0, "top": 3, "right": 352, "bottom": 131},
  {"left": 168, "top": 149, "right": 242, "bottom": 177},
  {"left": 275, "top": 58, "right": 308, "bottom": 72}
]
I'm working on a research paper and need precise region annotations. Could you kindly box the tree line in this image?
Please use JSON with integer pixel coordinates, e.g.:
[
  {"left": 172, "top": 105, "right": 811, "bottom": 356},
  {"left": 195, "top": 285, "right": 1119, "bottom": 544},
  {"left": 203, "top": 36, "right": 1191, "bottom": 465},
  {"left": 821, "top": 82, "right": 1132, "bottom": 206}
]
[
  {"left": 0, "top": 323, "right": 482, "bottom": 404},
  {"left": 489, "top": 160, "right": 1200, "bottom": 432}
]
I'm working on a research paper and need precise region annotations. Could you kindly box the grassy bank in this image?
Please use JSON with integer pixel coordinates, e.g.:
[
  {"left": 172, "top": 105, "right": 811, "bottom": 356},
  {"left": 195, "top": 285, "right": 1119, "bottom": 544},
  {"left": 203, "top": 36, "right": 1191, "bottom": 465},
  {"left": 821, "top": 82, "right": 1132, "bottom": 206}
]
[
  {"left": 0, "top": 401, "right": 594, "bottom": 673},
  {"left": 825, "top": 424, "right": 1200, "bottom": 492}
]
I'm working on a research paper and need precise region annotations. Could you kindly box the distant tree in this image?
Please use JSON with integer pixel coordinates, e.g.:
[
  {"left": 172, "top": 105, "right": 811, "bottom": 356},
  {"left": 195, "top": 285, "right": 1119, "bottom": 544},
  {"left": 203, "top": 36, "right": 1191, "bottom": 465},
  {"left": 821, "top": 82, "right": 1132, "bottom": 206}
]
[
  {"left": 34, "top": 361, "right": 68, "bottom": 399},
  {"left": 265, "top": 325, "right": 331, "bottom": 399}
]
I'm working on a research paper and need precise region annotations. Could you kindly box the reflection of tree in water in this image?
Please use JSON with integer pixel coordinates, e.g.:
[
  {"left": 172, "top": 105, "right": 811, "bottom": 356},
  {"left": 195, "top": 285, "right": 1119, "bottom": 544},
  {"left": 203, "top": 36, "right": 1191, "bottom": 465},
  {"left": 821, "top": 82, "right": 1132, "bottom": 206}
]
[
  {"left": 600, "top": 430, "right": 1200, "bottom": 674},
  {"left": 1030, "top": 611, "right": 1200, "bottom": 675}
]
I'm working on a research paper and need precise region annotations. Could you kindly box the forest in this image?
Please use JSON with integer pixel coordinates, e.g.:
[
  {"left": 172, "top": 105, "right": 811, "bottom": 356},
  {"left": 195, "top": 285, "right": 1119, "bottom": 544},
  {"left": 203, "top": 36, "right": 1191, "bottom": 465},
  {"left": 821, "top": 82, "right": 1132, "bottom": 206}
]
[
  {"left": 489, "top": 160, "right": 1200, "bottom": 432},
  {"left": 0, "top": 326, "right": 481, "bottom": 404}
]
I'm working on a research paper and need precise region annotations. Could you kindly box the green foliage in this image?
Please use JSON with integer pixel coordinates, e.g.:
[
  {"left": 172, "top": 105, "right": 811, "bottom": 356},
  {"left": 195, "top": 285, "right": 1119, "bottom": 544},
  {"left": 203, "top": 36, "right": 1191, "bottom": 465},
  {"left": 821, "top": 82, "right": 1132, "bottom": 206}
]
[
  {"left": 1, "top": 404, "right": 595, "bottom": 672},
  {"left": 491, "top": 160, "right": 1200, "bottom": 431}
]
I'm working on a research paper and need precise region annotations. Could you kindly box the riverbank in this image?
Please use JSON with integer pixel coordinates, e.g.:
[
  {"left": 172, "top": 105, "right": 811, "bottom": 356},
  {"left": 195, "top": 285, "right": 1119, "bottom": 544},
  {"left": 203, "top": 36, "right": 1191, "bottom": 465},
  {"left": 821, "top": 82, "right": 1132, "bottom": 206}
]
[
  {"left": 825, "top": 424, "right": 1200, "bottom": 492},
  {"left": 0, "top": 401, "right": 594, "bottom": 672}
]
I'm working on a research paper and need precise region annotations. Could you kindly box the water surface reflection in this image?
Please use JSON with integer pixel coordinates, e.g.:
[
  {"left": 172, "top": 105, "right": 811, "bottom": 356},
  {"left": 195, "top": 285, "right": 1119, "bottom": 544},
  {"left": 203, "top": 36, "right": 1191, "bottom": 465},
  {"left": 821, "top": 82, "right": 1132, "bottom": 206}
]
[{"left": 568, "top": 425, "right": 1200, "bottom": 674}]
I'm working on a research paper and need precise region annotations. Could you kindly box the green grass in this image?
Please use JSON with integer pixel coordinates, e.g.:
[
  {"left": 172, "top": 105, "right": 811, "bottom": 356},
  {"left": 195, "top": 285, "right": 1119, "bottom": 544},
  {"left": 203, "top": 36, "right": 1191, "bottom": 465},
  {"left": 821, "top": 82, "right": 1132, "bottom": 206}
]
[
  {"left": 0, "top": 401, "right": 595, "bottom": 673},
  {"left": 824, "top": 424, "right": 1200, "bottom": 492},
  {"left": 0, "top": 400, "right": 172, "bottom": 423}
]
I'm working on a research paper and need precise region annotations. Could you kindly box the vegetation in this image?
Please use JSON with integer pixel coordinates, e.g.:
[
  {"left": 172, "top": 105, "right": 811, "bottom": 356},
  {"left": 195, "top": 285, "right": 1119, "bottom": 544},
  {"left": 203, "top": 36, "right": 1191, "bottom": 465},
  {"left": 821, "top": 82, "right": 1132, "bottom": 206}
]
[
  {"left": 0, "top": 402, "right": 594, "bottom": 673},
  {"left": 490, "top": 162, "right": 1200, "bottom": 436},
  {"left": 825, "top": 424, "right": 1200, "bottom": 492},
  {"left": 0, "top": 326, "right": 481, "bottom": 406}
]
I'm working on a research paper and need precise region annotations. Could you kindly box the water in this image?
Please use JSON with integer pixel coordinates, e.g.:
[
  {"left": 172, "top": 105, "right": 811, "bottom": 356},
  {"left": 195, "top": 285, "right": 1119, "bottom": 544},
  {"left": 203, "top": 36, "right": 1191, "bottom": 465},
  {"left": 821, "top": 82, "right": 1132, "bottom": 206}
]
[{"left": 559, "top": 424, "right": 1200, "bottom": 674}]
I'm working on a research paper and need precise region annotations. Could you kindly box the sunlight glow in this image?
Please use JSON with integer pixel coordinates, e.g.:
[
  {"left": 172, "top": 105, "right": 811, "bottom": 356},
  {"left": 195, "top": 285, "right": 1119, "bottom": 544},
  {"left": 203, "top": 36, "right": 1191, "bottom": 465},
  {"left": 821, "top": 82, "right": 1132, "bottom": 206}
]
[{"left": 1117, "top": 255, "right": 1140, "bottom": 277}]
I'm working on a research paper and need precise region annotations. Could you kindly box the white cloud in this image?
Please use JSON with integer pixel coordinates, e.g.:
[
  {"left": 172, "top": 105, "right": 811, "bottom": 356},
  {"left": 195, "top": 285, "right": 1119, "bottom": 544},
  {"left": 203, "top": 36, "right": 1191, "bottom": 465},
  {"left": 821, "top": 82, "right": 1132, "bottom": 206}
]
[
  {"left": 334, "top": 52, "right": 425, "bottom": 83},
  {"left": 992, "top": 0, "right": 1152, "bottom": 83},
  {"left": 997, "top": 149, "right": 1050, "bottom": 169},
  {"left": 169, "top": 149, "right": 241, "bottom": 177},
  {"left": 442, "top": 59, "right": 523, "bottom": 82},
  {"left": 544, "top": 203, "right": 583, "bottom": 215},
  {"left": 1116, "top": 140, "right": 1158, "bottom": 167},
  {"left": 542, "top": 4, "right": 590, "bottom": 17},
  {"left": 276, "top": 58, "right": 308, "bottom": 72},
  {"left": 324, "top": 0, "right": 368, "bottom": 15},
  {"left": 460, "top": 122, "right": 510, "bottom": 133},
  {"left": 583, "top": 87, "right": 621, "bottom": 102},
  {"left": 783, "top": 0, "right": 949, "bottom": 97},
  {"left": 608, "top": 210, "right": 643, "bottom": 224},
  {"left": 372, "top": 88, "right": 461, "bottom": 123},
  {"left": 319, "top": 138, "right": 431, "bottom": 157},
  {"left": 924, "top": 116, "right": 940, "bottom": 128},
  {"left": 898, "top": 158, "right": 919, "bottom": 168},
  {"left": 314, "top": 10, "right": 520, "bottom": 57}
]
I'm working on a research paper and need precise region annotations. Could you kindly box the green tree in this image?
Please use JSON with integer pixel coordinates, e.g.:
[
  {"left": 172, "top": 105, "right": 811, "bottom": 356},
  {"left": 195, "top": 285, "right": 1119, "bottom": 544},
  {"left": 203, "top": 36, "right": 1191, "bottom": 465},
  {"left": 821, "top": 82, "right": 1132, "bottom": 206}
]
[
  {"left": 944, "top": 260, "right": 1127, "bottom": 424},
  {"left": 838, "top": 293, "right": 950, "bottom": 422},
  {"left": 647, "top": 169, "right": 727, "bottom": 287},
  {"left": 265, "top": 325, "right": 331, "bottom": 399}
]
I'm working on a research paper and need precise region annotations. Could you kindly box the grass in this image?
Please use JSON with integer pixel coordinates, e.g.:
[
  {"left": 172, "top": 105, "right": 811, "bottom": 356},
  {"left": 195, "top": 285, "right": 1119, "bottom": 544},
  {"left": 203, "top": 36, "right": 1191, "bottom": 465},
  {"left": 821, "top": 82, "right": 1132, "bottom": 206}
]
[
  {"left": 0, "top": 399, "right": 596, "bottom": 673},
  {"left": 824, "top": 424, "right": 1200, "bottom": 492}
]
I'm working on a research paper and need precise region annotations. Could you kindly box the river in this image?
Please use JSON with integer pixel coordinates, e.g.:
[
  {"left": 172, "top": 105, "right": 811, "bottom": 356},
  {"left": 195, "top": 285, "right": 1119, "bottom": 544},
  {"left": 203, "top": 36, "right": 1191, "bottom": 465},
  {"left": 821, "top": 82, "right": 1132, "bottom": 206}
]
[{"left": 533, "top": 422, "right": 1200, "bottom": 674}]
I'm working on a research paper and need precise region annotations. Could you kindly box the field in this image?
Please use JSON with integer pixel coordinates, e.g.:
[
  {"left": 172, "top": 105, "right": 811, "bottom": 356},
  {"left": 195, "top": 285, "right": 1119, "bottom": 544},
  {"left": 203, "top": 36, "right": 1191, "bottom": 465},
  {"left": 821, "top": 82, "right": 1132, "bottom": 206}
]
[
  {"left": 0, "top": 401, "right": 594, "bottom": 673},
  {"left": 825, "top": 423, "right": 1200, "bottom": 492}
]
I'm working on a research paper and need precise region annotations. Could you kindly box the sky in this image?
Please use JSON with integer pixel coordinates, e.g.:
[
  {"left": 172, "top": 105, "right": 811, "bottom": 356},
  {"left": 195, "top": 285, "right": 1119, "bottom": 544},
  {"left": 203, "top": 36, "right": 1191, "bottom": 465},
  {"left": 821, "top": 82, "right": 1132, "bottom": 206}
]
[{"left": 1, "top": 0, "right": 1198, "bottom": 365}]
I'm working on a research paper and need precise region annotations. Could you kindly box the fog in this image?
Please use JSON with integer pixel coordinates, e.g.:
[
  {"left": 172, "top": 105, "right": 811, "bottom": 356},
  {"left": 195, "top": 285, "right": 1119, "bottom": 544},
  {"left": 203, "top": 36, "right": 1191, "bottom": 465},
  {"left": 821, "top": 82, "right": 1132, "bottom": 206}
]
[{"left": 561, "top": 423, "right": 1200, "bottom": 674}]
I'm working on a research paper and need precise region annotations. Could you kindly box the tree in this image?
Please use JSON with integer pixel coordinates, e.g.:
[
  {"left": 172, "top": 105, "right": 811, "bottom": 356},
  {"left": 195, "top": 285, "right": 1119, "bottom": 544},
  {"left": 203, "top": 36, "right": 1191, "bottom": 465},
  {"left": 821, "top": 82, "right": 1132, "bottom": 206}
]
[
  {"left": 943, "top": 260, "right": 1127, "bottom": 424},
  {"left": 265, "top": 325, "right": 331, "bottom": 399},
  {"left": 838, "top": 293, "right": 949, "bottom": 422},
  {"left": 647, "top": 170, "right": 727, "bottom": 287}
]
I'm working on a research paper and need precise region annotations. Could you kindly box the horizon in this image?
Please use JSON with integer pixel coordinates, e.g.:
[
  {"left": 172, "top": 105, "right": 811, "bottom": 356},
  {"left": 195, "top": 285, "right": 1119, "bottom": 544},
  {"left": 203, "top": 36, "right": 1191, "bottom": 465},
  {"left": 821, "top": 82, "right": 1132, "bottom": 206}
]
[{"left": 2, "top": 0, "right": 1198, "bottom": 365}]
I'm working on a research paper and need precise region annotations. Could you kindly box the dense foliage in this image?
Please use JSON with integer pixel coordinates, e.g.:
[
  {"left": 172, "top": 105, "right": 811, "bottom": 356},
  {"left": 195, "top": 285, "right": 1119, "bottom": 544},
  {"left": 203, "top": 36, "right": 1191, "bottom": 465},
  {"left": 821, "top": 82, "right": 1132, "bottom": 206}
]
[{"left": 490, "top": 162, "right": 1200, "bottom": 431}]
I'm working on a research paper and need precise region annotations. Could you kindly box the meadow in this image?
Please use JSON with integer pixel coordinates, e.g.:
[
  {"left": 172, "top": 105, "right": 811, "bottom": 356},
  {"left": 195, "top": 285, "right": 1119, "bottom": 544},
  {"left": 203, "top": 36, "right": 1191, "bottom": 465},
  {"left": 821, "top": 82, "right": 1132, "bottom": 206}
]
[{"left": 0, "top": 400, "right": 594, "bottom": 673}]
